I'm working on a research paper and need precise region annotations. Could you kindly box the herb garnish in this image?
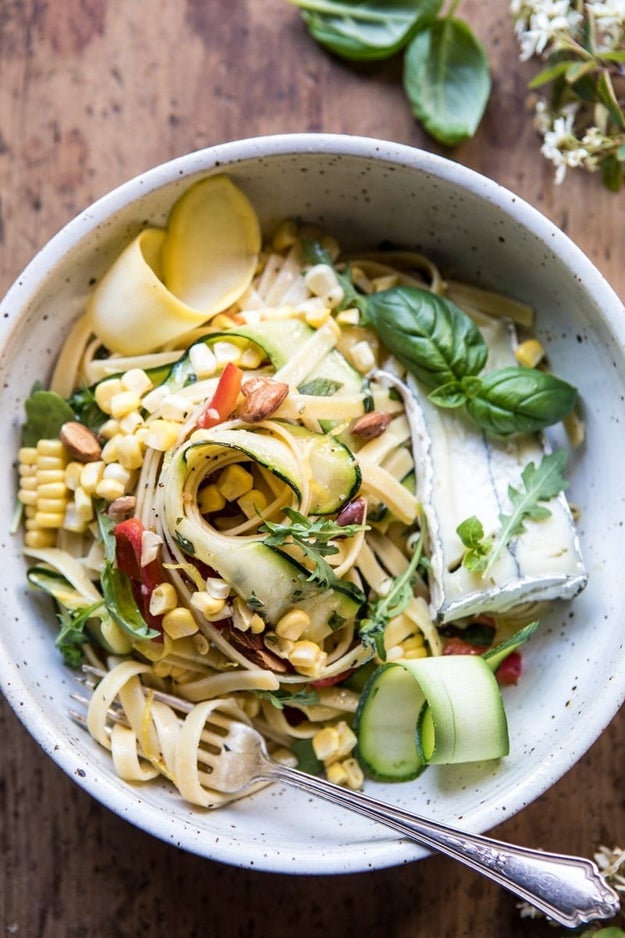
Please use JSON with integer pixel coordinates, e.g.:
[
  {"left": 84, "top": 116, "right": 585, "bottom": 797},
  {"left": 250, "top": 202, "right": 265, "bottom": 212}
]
[
  {"left": 254, "top": 686, "right": 321, "bottom": 710},
  {"left": 456, "top": 450, "right": 569, "bottom": 576},
  {"left": 359, "top": 529, "right": 425, "bottom": 659},
  {"left": 97, "top": 512, "right": 159, "bottom": 641},
  {"left": 259, "top": 506, "right": 367, "bottom": 593}
]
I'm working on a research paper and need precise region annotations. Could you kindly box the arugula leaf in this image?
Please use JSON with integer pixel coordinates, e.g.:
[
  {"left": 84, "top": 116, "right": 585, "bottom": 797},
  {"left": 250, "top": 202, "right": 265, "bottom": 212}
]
[
  {"left": 297, "top": 376, "right": 343, "bottom": 396},
  {"left": 289, "top": 0, "right": 441, "bottom": 62},
  {"left": 254, "top": 686, "right": 321, "bottom": 710},
  {"left": 365, "top": 286, "right": 488, "bottom": 388},
  {"left": 66, "top": 384, "right": 108, "bottom": 432},
  {"left": 290, "top": 737, "right": 325, "bottom": 776},
  {"left": 260, "top": 507, "right": 367, "bottom": 593},
  {"left": 21, "top": 388, "right": 74, "bottom": 446},
  {"left": 359, "top": 530, "right": 425, "bottom": 659},
  {"left": 463, "top": 451, "right": 570, "bottom": 577},
  {"left": 56, "top": 602, "right": 104, "bottom": 667},
  {"left": 403, "top": 16, "right": 491, "bottom": 146}
]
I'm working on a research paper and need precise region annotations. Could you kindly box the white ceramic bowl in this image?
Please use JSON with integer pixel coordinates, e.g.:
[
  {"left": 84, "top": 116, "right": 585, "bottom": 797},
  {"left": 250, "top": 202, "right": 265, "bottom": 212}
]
[{"left": 1, "top": 134, "right": 624, "bottom": 874}]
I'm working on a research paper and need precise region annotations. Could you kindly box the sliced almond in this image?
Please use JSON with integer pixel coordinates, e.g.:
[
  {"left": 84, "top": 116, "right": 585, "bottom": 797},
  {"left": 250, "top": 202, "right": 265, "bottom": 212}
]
[
  {"left": 350, "top": 411, "right": 392, "bottom": 440},
  {"left": 60, "top": 421, "right": 102, "bottom": 463}
]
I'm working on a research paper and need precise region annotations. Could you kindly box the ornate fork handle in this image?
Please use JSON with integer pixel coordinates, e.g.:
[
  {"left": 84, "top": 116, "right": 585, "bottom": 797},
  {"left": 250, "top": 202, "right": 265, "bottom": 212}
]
[{"left": 262, "top": 758, "right": 619, "bottom": 928}]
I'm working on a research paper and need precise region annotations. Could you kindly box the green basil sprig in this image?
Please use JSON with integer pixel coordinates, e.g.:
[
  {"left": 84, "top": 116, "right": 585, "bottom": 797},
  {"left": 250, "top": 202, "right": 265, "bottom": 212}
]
[
  {"left": 286, "top": 0, "right": 490, "bottom": 146},
  {"left": 364, "top": 285, "right": 578, "bottom": 437}
]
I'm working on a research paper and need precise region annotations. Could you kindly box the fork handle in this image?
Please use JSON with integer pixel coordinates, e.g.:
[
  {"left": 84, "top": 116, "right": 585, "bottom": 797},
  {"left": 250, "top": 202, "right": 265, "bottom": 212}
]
[{"left": 264, "top": 761, "right": 619, "bottom": 928}]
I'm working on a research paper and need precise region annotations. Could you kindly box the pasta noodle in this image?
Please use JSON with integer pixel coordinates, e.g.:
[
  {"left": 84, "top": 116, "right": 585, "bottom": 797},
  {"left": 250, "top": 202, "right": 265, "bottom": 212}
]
[{"left": 16, "top": 175, "right": 581, "bottom": 808}]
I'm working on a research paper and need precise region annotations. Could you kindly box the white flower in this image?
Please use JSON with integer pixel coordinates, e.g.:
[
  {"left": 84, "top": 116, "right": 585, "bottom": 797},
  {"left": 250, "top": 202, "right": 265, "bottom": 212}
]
[
  {"left": 587, "top": 0, "right": 625, "bottom": 49},
  {"left": 511, "top": 0, "right": 584, "bottom": 59}
]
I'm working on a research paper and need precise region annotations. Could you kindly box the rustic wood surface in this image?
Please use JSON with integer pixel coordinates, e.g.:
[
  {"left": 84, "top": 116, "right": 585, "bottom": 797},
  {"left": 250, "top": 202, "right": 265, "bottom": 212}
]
[{"left": 1, "top": 2, "right": 624, "bottom": 936}]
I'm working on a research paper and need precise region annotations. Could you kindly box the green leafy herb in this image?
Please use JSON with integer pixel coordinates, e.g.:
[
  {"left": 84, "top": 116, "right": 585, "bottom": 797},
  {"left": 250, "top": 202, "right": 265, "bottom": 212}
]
[
  {"left": 97, "top": 511, "right": 159, "bottom": 641},
  {"left": 297, "top": 376, "right": 344, "bottom": 396},
  {"left": 359, "top": 530, "right": 425, "bottom": 659},
  {"left": 66, "top": 385, "right": 108, "bottom": 432},
  {"left": 456, "top": 451, "right": 569, "bottom": 576},
  {"left": 21, "top": 387, "right": 74, "bottom": 446},
  {"left": 290, "top": 737, "right": 325, "bottom": 776},
  {"left": 464, "top": 366, "right": 578, "bottom": 437},
  {"left": 254, "top": 686, "right": 321, "bottom": 710},
  {"left": 403, "top": 14, "right": 491, "bottom": 146},
  {"left": 260, "top": 506, "right": 367, "bottom": 593},
  {"left": 56, "top": 601, "right": 104, "bottom": 667},
  {"left": 287, "top": 0, "right": 440, "bottom": 61}
]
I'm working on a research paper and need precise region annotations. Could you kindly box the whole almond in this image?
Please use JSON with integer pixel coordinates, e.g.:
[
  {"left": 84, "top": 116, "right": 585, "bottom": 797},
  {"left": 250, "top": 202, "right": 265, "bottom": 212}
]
[
  {"left": 60, "top": 421, "right": 102, "bottom": 463},
  {"left": 350, "top": 411, "right": 392, "bottom": 440}
]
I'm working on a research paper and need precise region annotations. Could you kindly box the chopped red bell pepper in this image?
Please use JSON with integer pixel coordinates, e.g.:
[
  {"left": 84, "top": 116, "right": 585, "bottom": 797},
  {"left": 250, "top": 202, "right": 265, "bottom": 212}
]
[
  {"left": 197, "top": 362, "right": 243, "bottom": 429},
  {"left": 114, "top": 517, "right": 167, "bottom": 633}
]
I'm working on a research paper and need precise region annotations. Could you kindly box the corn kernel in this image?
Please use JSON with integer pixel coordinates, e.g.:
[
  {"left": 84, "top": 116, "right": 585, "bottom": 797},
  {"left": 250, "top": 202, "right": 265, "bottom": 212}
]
[
  {"left": 312, "top": 726, "right": 340, "bottom": 762},
  {"left": 237, "top": 488, "right": 268, "bottom": 519},
  {"left": 62, "top": 503, "right": 88, "bottom": 534},
  {"left": 342, "top": 757, "right": 364, "bottom": 790},
  {"left": 188, "top": 343, "right": 217, "bottom": 379},
  {"left": 38, "top": 481, "right": 68, "bottom": 499},
  {"left": 190, "top": 591, "right": 226, "bottom": 619},
  {"left": 197, "top": 484, "right": 226, "bottom": 514},
  {"left": 515, "top": 338, "right": 545, "bottom": 368},
  {"left": 18, "top": 473, "right": 36, "bottom": 489},
  {"left": 144, "top": 419, "right": 180, "bottom": 452},
  {"left": 121, "top": 368, "right": 153, "bottom": 396},
  {"left": 34, "top": 510, "right": 65, "bottom": 528},
  {"left": 401, "top": 646, "right": 429, "bottom": 660},
  {"left": 74, "top": 486, "right": 94, "bottom": 522},
  {"left": 336, "top": 308, "right": 361, "bottom": 326},
  {"left": 304, "top": 303, "right": 332, "bottom": 329},
  {"left": 80, "top": 460, "right": 104, "bottom": 494},
  {"left": 115, "top": 436, "right": 144, "bottom": 471},
  {"left": 100, "top": 437, "right": 120, "bottom": 464},
  {"left": 217, "top": 464, "right": 254, "bottom": 501},
  {"left": 288, "top": 640, "right": 327, "bottom": 673},
  {"left": 149, "top": 583, "right": 178, "bottom": 616},
  {"left": 264, "top": 633, "right": 294, "bottom": 659},
  {"left": 18, "top": 447, "right": 38, "bottom": 465},
  {"left": 204, "top": 577, "right": 231, "bottom": 600},
  {"left": 36, "top": 497, "right": 67, "bottom": 514},
  {"left": 326, "top": 761, "right": 348, "bottom": 787},
  {"left": 141, "top": 386, "right": 169, "bottom": 414},
  {"left": 36, "top": 439, "right": 66, "bottom": 459},
  {"left": 275, "top": 609, "right": 310, "bottom": 641},
  {"left": 99, "top": 418, "right": 121, "bottom": 440},
  {"left": 64, "top": 462, "right": 84, "bottom": 491},
  {"left": 271, "top": 219, "right": 298, "bottom": 252},
  {"left": 249, "top": 613, "right": 265, "bottom": 634},
  {"left": 212, "top": 341, "right": 241, "bottom": 365},
  {"left": 118, "top": 411, "right": 144, "bottom": 435},
  {"left": 36, "top": 454, "right": 66, "bottom": 471},
  {"left": 95, "top": 478, "right": 125, "bottom": 501},
  {"left": 192, "top": 632, "right": 210, "bottom": 655},
  {"left": 349, "top": 340, "right": 376, "bottom": 374},
  {"left": 94, "top": 378, "right": 124, "bottom": 414},
  {"left": 110, "top": 390, "right": 141, "bottom": 419},
  {"left": 24, "top": 529, "right": 57, "bottom": 548},
  {"left": 35, "top": 469, "right": 66, "bottom": 485},
  {"left": 239, "top": 344, "right": 265, "bottom": 370},
  {"left": 160, "top": 394, "right": 191, "bottom": 422},
  {"left": 17, "top": 489, "right": 38, "bottom": 506},
  {"left": 103, "top": 462, "right": 132, "bottom": 488},
  {"left": 335, "top": 721, "right": 358, "bottom": 759}
]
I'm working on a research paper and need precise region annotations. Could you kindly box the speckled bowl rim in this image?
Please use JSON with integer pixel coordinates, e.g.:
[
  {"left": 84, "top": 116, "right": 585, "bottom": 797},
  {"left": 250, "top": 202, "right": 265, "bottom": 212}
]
[{"left": 1, "top": 133, "right": 624, "bottom": 874}]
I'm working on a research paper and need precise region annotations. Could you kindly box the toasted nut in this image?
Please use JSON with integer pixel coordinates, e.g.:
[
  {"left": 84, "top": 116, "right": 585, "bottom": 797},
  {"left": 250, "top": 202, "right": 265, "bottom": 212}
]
[
  {"left": 350, "top": 411, "right": 392, "bottom": 440},
  {"left": 60, "top": 421, "right": 102, "bottom": 463},
  {"left": 236, "top": 377, "right": 289, "bottom": 422},
  {"left": 106, "top": 495, "right": 137, "bottom": 522},
  {"left": 224, "top": 622, "right": 289, "bottom": 673},
  {"left": 336, "top": 495, "right": 366, "bottom": 527}
]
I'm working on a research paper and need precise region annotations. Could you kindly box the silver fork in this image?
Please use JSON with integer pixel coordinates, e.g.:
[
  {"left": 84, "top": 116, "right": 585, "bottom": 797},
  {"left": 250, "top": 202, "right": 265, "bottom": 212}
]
[{"left": 72, "top": 670, "right": 620, "bottom": 928}]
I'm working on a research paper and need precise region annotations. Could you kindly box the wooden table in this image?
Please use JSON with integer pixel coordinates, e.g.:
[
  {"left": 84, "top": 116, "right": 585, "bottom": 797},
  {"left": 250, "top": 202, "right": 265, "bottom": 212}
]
[{"left": 1, "top": 3, "right": 623, "bottom": 935}]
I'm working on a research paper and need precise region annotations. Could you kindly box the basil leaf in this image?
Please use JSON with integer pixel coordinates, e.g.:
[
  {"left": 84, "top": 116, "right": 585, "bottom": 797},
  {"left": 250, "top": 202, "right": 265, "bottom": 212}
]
[
  {"left": 297, "top": 376, "right": 343, "bottom": 396},
  {"left": 465, "top": 366, "right": 578, "bottom": 436},
  {"left": 100, "top": 564, "right": 159, "bottom": 641},
  {"left": 366, "top": 286, "right": 488, "bottom": 388},
  {"left": 403, "top": 17, "right": 491, "bottom": 146},
  {"left": 290, "top": 0, "right": 442, "bottom": 62},
  {"left": 22, "top": 388, "right": 74, "bottom": 446}
]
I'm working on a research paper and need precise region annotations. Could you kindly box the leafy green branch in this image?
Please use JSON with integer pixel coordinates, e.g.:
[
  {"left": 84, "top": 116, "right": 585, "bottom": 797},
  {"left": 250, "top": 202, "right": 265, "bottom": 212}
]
[
  {"left": 285, "top": 0, "right": 491, "bottom": 146},
  {"left": 456, "top": 450, "right": 569, "bottom": 576}
]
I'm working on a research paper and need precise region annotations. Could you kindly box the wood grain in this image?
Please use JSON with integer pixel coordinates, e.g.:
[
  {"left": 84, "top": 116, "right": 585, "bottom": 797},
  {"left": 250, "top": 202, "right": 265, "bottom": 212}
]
[{"left": 1, "top": 2, "right": 624, "bottom": 936}]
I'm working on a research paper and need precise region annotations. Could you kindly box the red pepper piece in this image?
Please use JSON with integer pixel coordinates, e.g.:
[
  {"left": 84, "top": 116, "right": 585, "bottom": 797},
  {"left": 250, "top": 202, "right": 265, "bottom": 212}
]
[
  {"left": 197, "top": 362, "right": 243, "bottom": 429},
  {"left": 113, "top": 517, "right": 166, "bottom": 632}
]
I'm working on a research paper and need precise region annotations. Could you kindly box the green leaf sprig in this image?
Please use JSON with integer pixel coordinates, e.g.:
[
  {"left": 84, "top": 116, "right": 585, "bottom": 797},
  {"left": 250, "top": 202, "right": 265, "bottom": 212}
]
[
  {"left": 286, "top": 0, "right": 491, "bottom": 146},
  {"left": 259, "top": 506, "right": 368, "bottom": 594},
  {"left": 456, "top": 450, "right": 569, "bottom": 576},
  {"left": 359, "top": 529, "right": 425, "bottom": 659}
]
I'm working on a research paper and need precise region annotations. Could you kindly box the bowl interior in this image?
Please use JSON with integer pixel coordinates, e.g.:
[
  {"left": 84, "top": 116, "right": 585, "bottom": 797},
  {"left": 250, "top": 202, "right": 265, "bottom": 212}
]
[{"left": 1, "top": 134, "right": 624, "bottom": 873}]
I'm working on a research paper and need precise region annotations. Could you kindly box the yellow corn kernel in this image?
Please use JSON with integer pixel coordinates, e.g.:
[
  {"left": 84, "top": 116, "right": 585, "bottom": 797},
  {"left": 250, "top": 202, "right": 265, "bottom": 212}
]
[
  {"left": 326, "top": 761, "right": 349, "bottom": 787},
  {"left": 149, "top": 582, "right": 178, "bottom": 616},
  {"left": 62, "top": 503, "right": 88, "bottom": 534},
  {"left": 402, "top": 634, "right": 425, "bottom": 652},
  {"left": 159, "top": 394, "right": 190, "bottom": 423},
  {"left": 95, "top": 478, "right": 125, "bottom": 502},
  {"left": 212, "top": 340, "right": 241, "bottom": 365},
  {"left": 264, "top": 632, "right": 294, "bottom": 659},
  {"left": 275, "top": 609, "right": 310, "bottom": 642},
  {"left": 80, "top": 460, "right": 104, "bottom": 494},
  {"left": 64, "top": 462, "right": 84, "bottom": 491},
  {"left": 18, "top": 446, "right": 38, "bottom": 465},
  {"left": 37, "top": 481, "right": 68, "bottom": 500},
  {"left": 188, "top": 344, "right": 217, "bottom": 379},
  {"left": 36, "top": 497, "right": 67, "bottom": 514},
  {"left": 121, "top": 368, "right": 153, "bottom": 396},
  {"left": 249, "top": 614, "right": 265, "bottom": 635},
  {"left": 288, "top": 640, "right": 327, "bottom": 674},
  {"left": 239, "top": 344, "right": 266, "bottom": 370},
  {"left": 271, "top": 219, "right": 298, "bottom": 252},
  {"left": 190, "top": 591, "right": 226, "bottom": 619},
  {"left": 99, "top": 418, "right": 121, "bottom": 440},
  {"left": 197, "top": 484, "right": 226, "bottom": 514},
  {"left": 237, "top": 488, "right": 268, "bottom": 519},
  {"left": 141, "top": 386, "right": 169, "bottom": 414},
  {"left": 304, "top": 303, "right": 332, "bottom": 329},
  {"left": 401, "top": 645, "right": 429, "bottom": 660},
  {"left": 34, "top": 510, "right": 65, "bottom": 528},
  {"left": 74, "top": 486, "right": 94, "bottom": 522},
  {"left": 241, "top": 695, "right": 261, "bottom": 719},
  {"left": 119, "top": 411, "right": 144, "bottom": 435},
  {"left": 100, "top": 437, "right": 120, "bottom": 464},
  {"left": 144, "top": 419, "right": 180, "bottom": 452},
  {"left": 94, "top": 378, "right": 124, "bottom": 414},
  {"left": 18, "top": 474, "right": 36, "bottom": 490},
  {"left": 336, "top": 308, "right": 360, "bottom": 327},
  {"left": 36, "top": 439, "right": 66, "bottom": 459},
  {"left": 335, "top": 721, "right": 358, "bottom": 759},
  {"left": 217, "top": 464, "right": 254, "bottom": 501},
  {"left": 192, "top": 631, "right": 211, "bottom": 655},
  {"left": 36, "top": 454, "right": 66, "bottom": 472},
  {"left": 342, "top": 757, "right": 364, "bottom": 790},
  {"left": 162, "top": 607, "right": 198, "bottom": 639},
  {"left": 115, "top": 436, "right": 144, "bottom": 471},
  {"left": 312, "top": 726, "right": 340, "bottom": 763},
  {"left": 35, "top": 468, "right": 66, "bottom": 485},
  {"left": 349, "top": 340, "right": 376, "bottom": 374},
  {"left": 109, "top": 390, "right": 141, "bottom": 420},
  {"left": 24, "top": 529, "right": 57, "bottom": 548},
  {"left": 204, "top": 577, "right": 231, "bottom": 600},
  {"left": 103, "top": 462, "right": 132, "bottom": 488},
  {"left": 515, "top": 338, "right": 545, "bottom": 368},
  {"left": 17, "top": 489, "right": 38, "bottom": 506}
]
